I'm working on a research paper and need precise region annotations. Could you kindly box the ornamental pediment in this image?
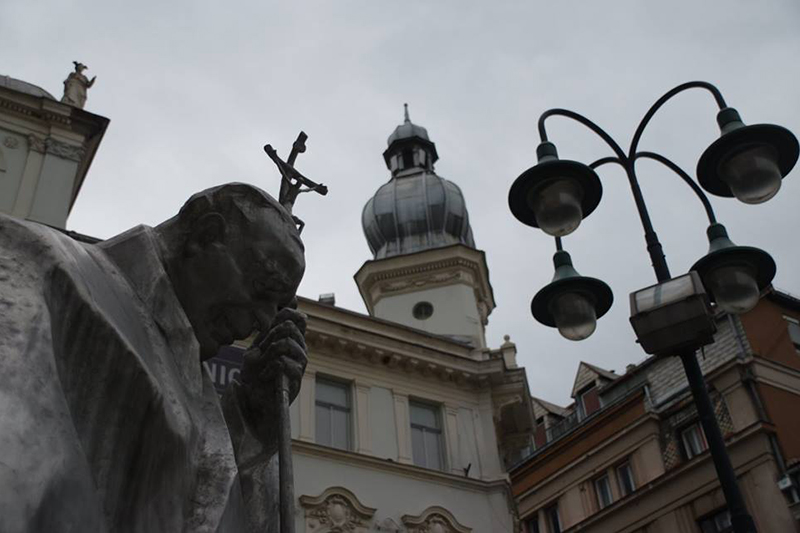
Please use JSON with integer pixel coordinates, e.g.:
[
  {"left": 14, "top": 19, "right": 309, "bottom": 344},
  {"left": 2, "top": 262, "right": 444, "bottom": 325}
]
[
  {"left": 299, "top": 486, "right": 377, "bottom": 533},
  {"left": 401, "top": 506, "right": 472, "bottom": 533}
]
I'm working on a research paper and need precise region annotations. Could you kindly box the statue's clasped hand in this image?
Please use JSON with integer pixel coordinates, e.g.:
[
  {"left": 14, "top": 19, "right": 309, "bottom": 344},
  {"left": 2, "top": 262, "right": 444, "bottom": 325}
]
[{"left": 239, "top": 304, "right": 307, "bottom": 444}]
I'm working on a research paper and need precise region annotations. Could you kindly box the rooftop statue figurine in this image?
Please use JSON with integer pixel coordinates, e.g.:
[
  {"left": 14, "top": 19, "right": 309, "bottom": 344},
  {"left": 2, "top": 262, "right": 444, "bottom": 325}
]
[
  {"left": 0, "top": 182, "right": 307, "bottom": 532},
  {"left": 61, "top": 61, "right": 95, "bottom": 108}
]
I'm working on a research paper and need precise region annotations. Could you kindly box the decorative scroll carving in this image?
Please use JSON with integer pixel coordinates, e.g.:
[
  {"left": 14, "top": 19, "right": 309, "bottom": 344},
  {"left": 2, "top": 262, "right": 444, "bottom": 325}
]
[
  {"left": 300, "top": 486, "right": 377, "bottom": 533},
  {"left": 45, "top": 137, "right": 84, "bottom": 161},
  {"left": 374, "top": 517, "right": 403, "bottom": 531},
  {"left": 27, "top": 134, "right": 46, "bottom": 153},
  {"left": 3, "top": 136, "right": 19, "bottom": 149},
  {"left": 402, "top": 506, "right": 471, "bottom": 533}
]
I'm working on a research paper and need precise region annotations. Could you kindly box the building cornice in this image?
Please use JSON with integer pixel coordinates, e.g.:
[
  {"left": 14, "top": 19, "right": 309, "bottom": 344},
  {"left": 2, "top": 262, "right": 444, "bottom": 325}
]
[
  {"left": 353, "top": 245, "right": 495, "bottom": 324},
  {"left": 298, "top": 296, "right": 529, "bottom": 392}
]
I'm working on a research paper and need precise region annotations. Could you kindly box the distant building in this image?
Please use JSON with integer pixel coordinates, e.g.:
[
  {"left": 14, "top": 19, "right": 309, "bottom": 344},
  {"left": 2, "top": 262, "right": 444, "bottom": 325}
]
[
  {"left": 0, "top": 74, "right": 107, "bottom": 228},
  {"left": 512, "top": 290, "right": 800, "bottom": 532}
]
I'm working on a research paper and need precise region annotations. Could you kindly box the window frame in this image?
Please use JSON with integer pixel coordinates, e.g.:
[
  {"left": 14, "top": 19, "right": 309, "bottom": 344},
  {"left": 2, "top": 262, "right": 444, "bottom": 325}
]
[
  {"left": 544, "top": 503, "right": 561, "bottom": 533},
  {"left": 697, "top": 508, "right": 733, "bottom": 533},
  {"left": 576, "top": 384, "right": 598, "bottom": 420},
  {"left": 616, "top": 460, "right": 636, "bottom": 497},
  {"left": 409, "top": 399, "right": 446, "bottom": 471},
  {"left": 524, "top": 513, "right": 540, "bottom": 533},
  {"left": 314, "top": 375, "right": 353, "bottom": 451},
  {"left": 680, "top": 422, "right": 708, "bottom": 460},
  {"left": 784, "top": 315, "right": 800, "bottom": 352},
  {"left": 594, "top": 473, "right": 613, "bottom": 510}
]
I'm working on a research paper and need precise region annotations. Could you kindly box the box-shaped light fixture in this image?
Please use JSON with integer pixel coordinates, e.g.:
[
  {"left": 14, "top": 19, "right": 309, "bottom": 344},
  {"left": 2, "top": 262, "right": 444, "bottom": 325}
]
[{"left": 629, "top": 272, "right": 717, "bottom": 356}]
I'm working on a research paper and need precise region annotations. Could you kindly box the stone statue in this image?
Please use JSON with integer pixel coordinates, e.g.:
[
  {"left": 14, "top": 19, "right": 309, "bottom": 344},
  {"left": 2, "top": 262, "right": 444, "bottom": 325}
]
[
  {"left": 61, "top": 61, "right": 96, "bottom": 108},
  {"left": 0, "top": 183, "right": 307, "bottom": 532}
]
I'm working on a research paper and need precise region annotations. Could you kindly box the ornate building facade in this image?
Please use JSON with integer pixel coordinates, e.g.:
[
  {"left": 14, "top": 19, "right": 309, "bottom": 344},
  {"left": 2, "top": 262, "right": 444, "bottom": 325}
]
[
  {"left": 512, "top": 291, "right": 800, "bottom": 532},
  {"left": 212, "top": 108, "right": 531, "bottom": 531}
]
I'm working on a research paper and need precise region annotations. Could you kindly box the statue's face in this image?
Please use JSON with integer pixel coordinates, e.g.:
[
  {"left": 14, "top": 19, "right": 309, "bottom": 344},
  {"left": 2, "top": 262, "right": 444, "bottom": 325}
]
[{"left": 177, "top": 207, "right": 305, "bottom": 360}]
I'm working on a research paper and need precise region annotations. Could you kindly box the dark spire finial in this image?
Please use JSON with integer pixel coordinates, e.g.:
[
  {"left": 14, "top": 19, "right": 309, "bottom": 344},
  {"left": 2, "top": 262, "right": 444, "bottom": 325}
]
[{"left": 404, "top": 103, "right": 410, "bottom": 124}]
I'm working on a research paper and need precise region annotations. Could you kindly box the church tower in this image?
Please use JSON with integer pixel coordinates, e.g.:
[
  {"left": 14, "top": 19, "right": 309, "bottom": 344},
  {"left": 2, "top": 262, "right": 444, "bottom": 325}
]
[{"left": 356, "top": 106, "right": 495, "bottom": 348}]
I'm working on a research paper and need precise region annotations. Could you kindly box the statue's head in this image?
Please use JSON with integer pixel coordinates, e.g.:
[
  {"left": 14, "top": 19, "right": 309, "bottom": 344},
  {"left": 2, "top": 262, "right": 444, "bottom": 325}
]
[
  {"left": 73, "top": 61, "right": 87, "bottom": 73},
  {"left": 158, "top": 183, "right": 305, "bottom": 360}
]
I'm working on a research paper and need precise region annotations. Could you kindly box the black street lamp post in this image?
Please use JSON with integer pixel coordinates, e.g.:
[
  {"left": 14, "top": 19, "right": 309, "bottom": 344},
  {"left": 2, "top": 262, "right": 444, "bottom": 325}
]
[{"left": 509, "top": 81, "right": 798, "bottom": 533}]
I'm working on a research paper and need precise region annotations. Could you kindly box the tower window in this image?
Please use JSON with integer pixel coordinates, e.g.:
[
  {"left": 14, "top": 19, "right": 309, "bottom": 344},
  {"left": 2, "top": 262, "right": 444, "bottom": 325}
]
[
  {"left": 413, "top": 301, "right": 434, "bottom": 320},
  {"left": 402, "top": 149, "right": 414, "bottom": 169}
]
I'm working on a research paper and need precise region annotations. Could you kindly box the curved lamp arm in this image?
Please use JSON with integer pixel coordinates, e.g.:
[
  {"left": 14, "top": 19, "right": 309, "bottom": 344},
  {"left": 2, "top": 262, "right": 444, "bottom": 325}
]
[
  {"left": 633, "top": 151, "right": 718, "bottom": 224},
  {"left": 538, "top": 108, "right": 627, "bottom": 161},
  {"left": 590, "top": 156, "right": 625, "bottom": 170},
  {"left": 628, "top": 81, "right": 727, "bottom": 159}
]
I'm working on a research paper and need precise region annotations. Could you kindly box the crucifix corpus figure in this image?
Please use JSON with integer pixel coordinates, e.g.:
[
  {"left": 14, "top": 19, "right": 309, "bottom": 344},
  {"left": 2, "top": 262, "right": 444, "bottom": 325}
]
[{"left": 0, "top": 133, "right": 325, "bottom": 532}]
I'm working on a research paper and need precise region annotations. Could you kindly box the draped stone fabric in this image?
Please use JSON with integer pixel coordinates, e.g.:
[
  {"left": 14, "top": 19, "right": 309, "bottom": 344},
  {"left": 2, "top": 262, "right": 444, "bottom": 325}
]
[{"left": 0, "top": 214, "right": 278, "bottom": 533}]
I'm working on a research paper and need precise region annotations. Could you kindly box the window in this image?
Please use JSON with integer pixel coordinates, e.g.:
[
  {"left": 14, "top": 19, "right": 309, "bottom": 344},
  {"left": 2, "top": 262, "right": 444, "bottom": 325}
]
[
  {"left": 524, "top": 514, "right": 540, "bottom": 533},
  {"left": 410, "top": 400, "right": 444, "bottom": 470},
  {"left": 577, "top": 385, "right": 600, "bottom": 420},
  {"left": 412, "top": 301, "right": 434, "bottom": 320},
  {"left": 681, "top": 423, "right": 708, "bottom": 460},
  {"left": 698, "top": 508, "right": 732, "bottom": 533},
  {"left": 616, "top": 461, "right": 636, "bottom": 497},
  {"left": 785, "top": 316, "right": 800, "bottom": 350},
  {"left": 545, "top": 503, "right": 561, "bottom": 533},
  {"left": 594, "top": 474, "right": 613, "bottom": 509},
  {"left": 402, "top": 149, "right": 414, "bottom": 169},
  {"left": 315, "top": 377, "right": 351, "bottom": 450}
]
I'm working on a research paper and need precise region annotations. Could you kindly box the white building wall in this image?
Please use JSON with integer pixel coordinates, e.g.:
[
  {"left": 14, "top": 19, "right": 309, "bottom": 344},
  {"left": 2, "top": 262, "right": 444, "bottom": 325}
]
[
  {"left": 373, "top": 283, "right": 485, "bottom": 346},
  {"left": 292, "top": 452, "right": 515, "bottom": 532},
  {"left": 369, "top": 386, "right": 398, "bottom": 459}
]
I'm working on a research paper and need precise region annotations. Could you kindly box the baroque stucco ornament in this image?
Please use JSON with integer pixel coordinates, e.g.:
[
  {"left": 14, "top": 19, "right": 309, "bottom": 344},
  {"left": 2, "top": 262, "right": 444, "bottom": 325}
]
[
  {"left": 402, "top": 506, "right": 471, "bottom": 533},
  {"left": 300, "top": 487, "right": 377, "bottom": 533}
]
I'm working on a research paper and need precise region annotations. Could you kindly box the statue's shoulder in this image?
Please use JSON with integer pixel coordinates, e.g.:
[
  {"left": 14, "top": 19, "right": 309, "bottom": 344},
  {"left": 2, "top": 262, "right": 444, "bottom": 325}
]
[{"left": 0, "top": 214, "right": 91, "bottom": 270}]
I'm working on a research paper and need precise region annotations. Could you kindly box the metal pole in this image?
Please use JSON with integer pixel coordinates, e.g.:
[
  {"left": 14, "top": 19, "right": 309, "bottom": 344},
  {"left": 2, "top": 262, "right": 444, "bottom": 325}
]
[
  {"left": 623, "top": 163, "right": 671, "bottom": 282},
  {"left": 680, "top": 352, "right": 757, "bottom": 533},
  {"left": 278, "top": 373, "right": 295, "bottom": 533}
]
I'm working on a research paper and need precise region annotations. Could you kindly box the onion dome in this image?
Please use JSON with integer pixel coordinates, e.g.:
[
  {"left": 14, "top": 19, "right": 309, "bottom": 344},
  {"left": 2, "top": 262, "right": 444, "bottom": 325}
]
[
  {"left": 362, "top": 105, "right": 475, "bottom": 259},
  {"left": 0, "top": 75, "right": 56, "bottom": 99}
]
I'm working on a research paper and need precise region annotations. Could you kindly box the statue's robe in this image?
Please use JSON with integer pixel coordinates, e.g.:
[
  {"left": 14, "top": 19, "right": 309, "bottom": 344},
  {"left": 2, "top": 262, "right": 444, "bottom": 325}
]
[{"left": 0, "top": 214, "right": 278, "bottom": 533}]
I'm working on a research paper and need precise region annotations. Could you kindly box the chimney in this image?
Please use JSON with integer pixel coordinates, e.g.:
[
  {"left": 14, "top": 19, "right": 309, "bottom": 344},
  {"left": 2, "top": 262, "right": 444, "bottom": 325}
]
[{"left": 318, "top": 293, "right": 336, "bottom": 306}]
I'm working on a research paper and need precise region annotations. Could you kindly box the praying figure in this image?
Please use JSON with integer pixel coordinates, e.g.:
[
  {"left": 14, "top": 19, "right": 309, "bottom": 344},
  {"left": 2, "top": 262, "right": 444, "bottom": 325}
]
[{"left": 0, "top": 183, "right": 307, "bottom": 532}]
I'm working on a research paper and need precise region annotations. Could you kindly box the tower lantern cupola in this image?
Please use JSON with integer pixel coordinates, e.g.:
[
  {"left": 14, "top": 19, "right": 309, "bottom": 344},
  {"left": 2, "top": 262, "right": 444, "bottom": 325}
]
[
  {"left": 358, "top": 106, "right": 495, "bottom": 349},
  {"left": 383, "top": 104, "right": 439, "bottom": 176}
]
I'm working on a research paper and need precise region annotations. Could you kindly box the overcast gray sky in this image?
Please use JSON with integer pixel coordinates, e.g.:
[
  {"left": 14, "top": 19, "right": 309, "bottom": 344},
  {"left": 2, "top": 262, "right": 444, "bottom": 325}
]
[{"left": 5, "top": 0, "right": 800, "bottom": 406}]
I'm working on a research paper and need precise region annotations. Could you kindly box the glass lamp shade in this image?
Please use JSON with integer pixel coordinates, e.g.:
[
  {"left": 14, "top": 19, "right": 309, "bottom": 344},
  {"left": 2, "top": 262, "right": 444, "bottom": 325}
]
[
  {"left": 531, "top": 250, "right": 613, "bottom": 340},
  {"left": 691, "top": 223, "right": 776, "bottom": 315},
  {"left": 508, "top": 142, "right": 602, "bottom": 232},
  {"left": 550, "top": 291, "right": 597, "bottom": 340},
  {"left": 697, "top": 108, "right": 798, "bottom": 202},
  {"left": 529, "top": 177, "right": 584, "bottom": 237},
  {"left": 719, "top": 144, "right": 782, "bottom": 204},
  {"left": 705, "top": 264, "right": 760, "bottom": 314}
]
